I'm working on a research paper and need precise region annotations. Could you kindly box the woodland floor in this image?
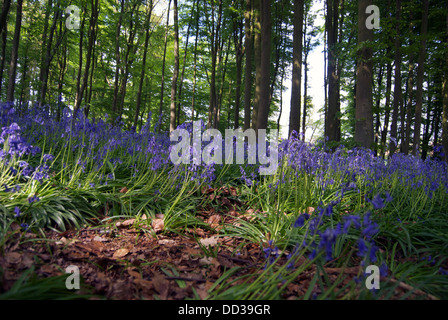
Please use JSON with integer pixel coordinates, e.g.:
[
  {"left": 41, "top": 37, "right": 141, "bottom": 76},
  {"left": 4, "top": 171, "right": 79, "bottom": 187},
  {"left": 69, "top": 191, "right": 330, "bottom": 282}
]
[{"left": 0, "top": 187, "right": 441, "bottom": 300}]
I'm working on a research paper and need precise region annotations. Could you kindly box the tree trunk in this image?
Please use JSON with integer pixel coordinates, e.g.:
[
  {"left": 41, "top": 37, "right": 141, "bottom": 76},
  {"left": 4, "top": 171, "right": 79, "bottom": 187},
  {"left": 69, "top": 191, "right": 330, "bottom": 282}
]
[
  {"left": 289, "top": 0, "right": 304, "bottom": 137},
  {"left": 40, "top": 2, "right": 61, "bottom": 106},
  {"left": 255, "top": 0, "right": 271, "bottom": 131},
  {"left": 243, "top": 0, "right": 252, "bottom": 130},
  {"left": 177, "top": 0, "right": 193, "bottom": 127},
  {"left": 74, "top": 0, "right": 99, "bottom": 118},
  {"left": 0, "top": 0, "right": 11, "bottom": 34},
  {"left": 6, "top": 0, "right": 23, "bottom": 102},
  {"left": 381, "top": 61, "right": 393, "bottom": 156},
  {"left": 412, "top": 0, "right": 429, "bottom": 156},
  {"left": 233, "top": 1, "right": 244, "bottom": 129},
  {"left": 170, "top": 0, "right": 179, "bottom": 132},
  {"left": 354, "top": 0, "right": 374, "bottom": 148},
  {"left": 158, "top": 0, "right": 171, "bottom": 131},
  {"left": 325, "top": 0, "right": 340, "bottom": 143},
  {"left": 0, "top": 17, "right": 7, "bottom": 96},
  {"left": 443, "top": 2, "right": 448, "bottom": 163},
  {"left": 134, "top": 1, "right": 154, "bottom": 127},
  {"left": 389, "top": 0, "right": 402, "bottom": 156},
  {"left": 112, "top": 0, "right": 125, "bottom": 119},
  {"left": 252, "top": 0, "right": 261, "bottom": 129},
  {"left": 191, "top": 0, "right": 200, "bottom": 121}
]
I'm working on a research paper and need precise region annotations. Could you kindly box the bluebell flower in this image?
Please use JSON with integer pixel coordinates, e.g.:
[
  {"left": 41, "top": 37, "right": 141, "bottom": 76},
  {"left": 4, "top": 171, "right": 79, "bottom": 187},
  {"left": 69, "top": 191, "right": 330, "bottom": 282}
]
[
  {"left": 14, "top": 206, "right": 21, "bottom": 217},
  {"left": 293, "top": 213, "right": 310, "bottom": 228},
  {"left": 371, "top": 193, "right": 385, "bottom": 210}
]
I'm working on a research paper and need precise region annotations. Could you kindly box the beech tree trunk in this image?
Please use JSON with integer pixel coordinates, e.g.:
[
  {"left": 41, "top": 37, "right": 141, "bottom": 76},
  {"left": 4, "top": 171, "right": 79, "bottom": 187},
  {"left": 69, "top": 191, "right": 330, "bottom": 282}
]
[
  {"left": 412, "top": 0, "right": 429, "bottom": 156},
  {"left": 170, "top": 0, "right": 179, "bottom": 132},
  {"left": 289, "top": 0, "right": 304, "bottom": 137},
  {"left": 255, "top": 0, "right": 271, "bottom": 131},
  {"left": 6, "top": 0, "right": 23, "bottom": 103},
  {"left": 243, "top": 0, "right": 252, "bottom": 130},
  {"left": 354, "top": 0, "right": 374, "bottom": 148}
]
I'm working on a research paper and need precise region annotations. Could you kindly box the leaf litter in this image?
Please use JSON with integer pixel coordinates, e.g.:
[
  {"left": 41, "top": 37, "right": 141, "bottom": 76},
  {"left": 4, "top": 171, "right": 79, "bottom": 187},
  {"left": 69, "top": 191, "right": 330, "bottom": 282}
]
[{"left": 0, "top": 186, "right": 440, "bottom": 300}]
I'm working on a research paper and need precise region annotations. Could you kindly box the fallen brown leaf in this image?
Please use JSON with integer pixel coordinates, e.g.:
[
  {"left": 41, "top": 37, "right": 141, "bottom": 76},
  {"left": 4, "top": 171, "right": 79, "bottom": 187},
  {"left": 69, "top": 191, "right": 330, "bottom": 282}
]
[{"left": 113, "top": 248, "right": 129, "bottom": 259}]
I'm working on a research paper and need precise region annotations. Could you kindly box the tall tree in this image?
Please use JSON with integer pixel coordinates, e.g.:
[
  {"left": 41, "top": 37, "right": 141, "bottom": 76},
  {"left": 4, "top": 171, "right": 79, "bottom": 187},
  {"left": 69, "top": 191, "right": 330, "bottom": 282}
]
[
  {"left": 252, "top": 0, "right": 260, "bottom": 129},
  {"left": 0, "top": 0, "right": 11, "bottom": 34},
  {"left": 354, "top": 0, "right": 374, "bottom": 148},
  {"left": 389, "top": 0, "right": 402, "bottom": 155},
  {"left": 112, "top": 0, "right": 125, "bottom": 119},
  {"left": 443, "top": 1, "right": 448, "bottom": 163},
  {"left": 325, "top": 0, "right": 341, "bottom": 143},
  {"left": 206, "top": 0, "right": 223, "bottom": 129},
  {"left": 170, "top": 0, "right": 179, "bottom": 132},
  {"left": 412, "top": 0, "right": 429, "bottom": 156},
  {"left": 158, "top": 0, "right": 171, "bottom": 130},
  {"left": 243, "top": 0, "right": 252, "bottom": 130},
  {"left": 134, "top": 1, "right": 154, "bottom": 127},
  {"left": 232, "top": 0, "right": 244, "bottom": 129},
  {"left": 255, "top": 0, "right": 271, "bottom": 131},
  {"left": 6, "top": 0, "right": 23, "bottom": 102},
  {"left": 289, "top": 0, "right": 304, "bottom": 137},
  {"left": 74, "top": 0, "right": 99, "bottom": 117},
  {"left": 0, "top": 9, "right": 8, "bottom": 96}
]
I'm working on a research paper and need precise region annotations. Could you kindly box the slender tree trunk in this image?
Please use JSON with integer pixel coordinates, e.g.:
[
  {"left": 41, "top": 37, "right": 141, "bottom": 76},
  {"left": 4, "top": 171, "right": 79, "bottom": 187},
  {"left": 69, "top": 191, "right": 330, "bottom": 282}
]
[
  {"left": 233, "top": 2, "right": 244, "bottom": 129},
  {"left": 289, "top": 0, "right": 304, "bottom": 137},
  {"left": 421, "top": 89, "right": 432, "bottom": 160},
  {"left": 243, "top": 0, "right": 252, "bottom": 130},
  {"left": 443, "top": 2, "right": 448, "bottom": 163},
  {"left": 176, "top": 0, "right": 193, "bottom": 127},
  {"left": 40, "top": 3, "right": 61, "bottom": 106},
  {"left": 302, "top": 14, "right": 311, "bottom": 141},
  {"left": 0, "top": 0, "right": 11, "bottom": 34},
  {"left": 0, "top": 18, "right": 7, "bottom": 96},
  {"left": 158, "top": 0, "right": 171, "bottom": 130},
  {"left": 6, "top": 0, "right": 23, "bottom": 102},
  {"left": 170, "top": 0, "right": 179, "bottom": 132},
  {"left": 402, "top": 11, "right": 415, "bottom": 155},
  {"left": 112, "top": 0, "right": 125, "bottom": 119},
  {"left": 325, "top": 0, "right": 340, "bottom": 143},
  {"left": 252, "top": 0, "right": 261, "bottom": 129},
  {"left": 74, "top": 0, "right": 99, "bottom": 117},
  {"left": 389, "top": 0, "right": 402, "bottom": 156},
  {"left": 412, "top": 0, "right": 429, "bottom": 156},
  {"left": 354, "top": 0, "right": 374, "bottom": 148},
  {"left": 381, "top": 61, "right": 393, "bottom": 156},
  {"left": 255, "top": 0, "right": 271, "bottom": 131},
  {"left": 134, "top": 1, "right": 154, "bottom": 127},
  {"left": 191, "top": 1, "right": 200, "bottom": 121}
]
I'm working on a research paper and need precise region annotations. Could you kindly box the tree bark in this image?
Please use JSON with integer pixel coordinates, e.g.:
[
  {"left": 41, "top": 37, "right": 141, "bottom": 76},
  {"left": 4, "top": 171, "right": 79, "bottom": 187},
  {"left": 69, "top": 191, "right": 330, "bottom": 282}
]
[
  {"left": 354, "top": 0, "right": 374, "bottom": 148},
  {"left": 6, "top": 0, "right": 23, "bottom": 102},
  {"left": 233, "top": 1, "right": 244, "bottom": 129},
  {"left": 112, "top": 0, "right": 125, "bottom": 119},
  {"left": 325, "top": 0, "right": 341, "bottom": 143},
  {"left": 255, "top": 0, "right": 271, "bottom": 131},
  {"left": 389, "top": 0, "right": 402, "bottom": 156},
  {"left": 170, "top": 0, "right": 179, "bottom": 132},
  {"left": 412, "top": 0, "right": 429, "bottom": 156},
  {"left": 243, "top": 0, "right": 252, "bottom": 130},
  {"left": 443, "top": 2, "right": 448, "bottom": 163},
  {"left": 0, "top": 16, "right": 7, "bottom": 96},
  {"left": 289, "top": 0, "right": 304, "bottom": 137},
  {"left": 0, "top": 0, "right": 11, "bottom": 34},
  {"left": 74, "top": 0, "right": 99, "bottom": 118},
  {"left": 158, "top": 0, "right": 171, "bottom": 131},
  {"left": 134, "top": 1, "right": 154, "bottom": 127},
  {"left": 252, "top": 0, "right": 261, "bottom": 129}
]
